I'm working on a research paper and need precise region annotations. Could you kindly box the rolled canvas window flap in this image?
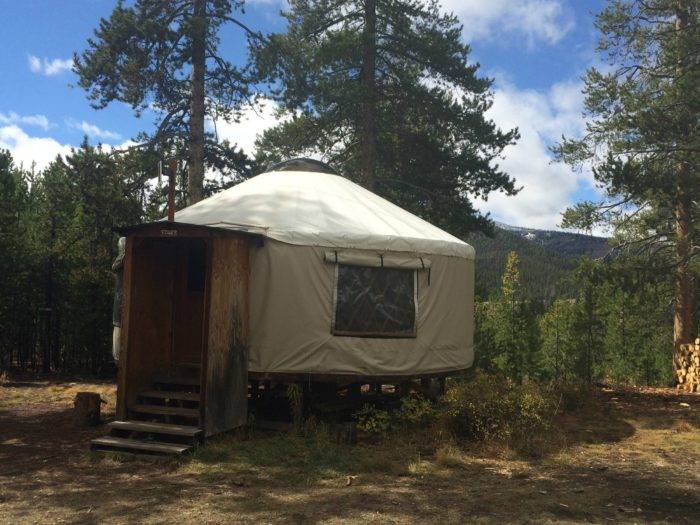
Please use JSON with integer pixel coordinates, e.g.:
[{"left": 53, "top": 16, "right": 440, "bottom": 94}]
[{"left": 324, "top": 251, "right": 431, "bottom": 270}]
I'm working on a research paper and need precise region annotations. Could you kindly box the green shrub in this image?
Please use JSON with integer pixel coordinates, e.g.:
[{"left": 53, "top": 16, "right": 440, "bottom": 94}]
[
  {"left": 441, "top": 372, "right": 556, "bottom": 446},
  {"left": 355, "top": 404, "right": 392, "bottom": 435},
  {"left": 395, "top": 393, "right": 437, "bottom": 428},
  {"left": 512, "top": 381, "right": 556, "bottom": 446}
]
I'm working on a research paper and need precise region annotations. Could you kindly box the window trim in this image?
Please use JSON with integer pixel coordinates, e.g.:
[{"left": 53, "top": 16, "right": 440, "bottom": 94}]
[{"left": 331, "top": 263, "right": 419, "bottom": 339}]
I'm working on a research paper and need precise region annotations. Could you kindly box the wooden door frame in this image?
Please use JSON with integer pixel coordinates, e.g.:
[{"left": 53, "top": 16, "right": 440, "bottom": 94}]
[{"left": 114, "top": 221, "right": 260, "bottom": 426}]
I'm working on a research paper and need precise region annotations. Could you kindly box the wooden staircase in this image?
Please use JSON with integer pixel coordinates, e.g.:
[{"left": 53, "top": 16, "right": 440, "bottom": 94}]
[{"left": 91, "top": 372, "right": 203, "bottom": 456}]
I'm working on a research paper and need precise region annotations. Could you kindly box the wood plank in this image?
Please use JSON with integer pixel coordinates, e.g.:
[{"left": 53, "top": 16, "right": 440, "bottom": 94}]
[
  {"left": 154, "top": 377, "right": 200, "bottom": 387},
  {"left": 139, "top": 390, "right": 200, "bottom": 402},
  {"left": 205, "top": 235, "right": 250, "bottom": 436},
  {"left": 108, "top": 420, "right": 202, "bottom": 437},
  {"left": 116, "top": 237, "right": 134, "bottom": 420},
  {"left": 90, "top": 436, "right": 190, "bottom": 454},
  {"left": 131, "top": 404, "right": 199, "bottom": 418}
]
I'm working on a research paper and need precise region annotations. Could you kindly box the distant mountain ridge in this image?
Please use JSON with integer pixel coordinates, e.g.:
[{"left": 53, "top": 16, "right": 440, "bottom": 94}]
[
  {"left": 494, "top": 222, "right": 611, "bottom": 259},
  {"left": 466, "top": 223, "right": 611, "bottom": 301}
]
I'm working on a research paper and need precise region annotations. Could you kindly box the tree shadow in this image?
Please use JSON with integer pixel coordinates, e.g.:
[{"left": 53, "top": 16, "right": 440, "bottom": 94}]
[{"left": 1, "top": 384, "right": 697, "bottom": 523}]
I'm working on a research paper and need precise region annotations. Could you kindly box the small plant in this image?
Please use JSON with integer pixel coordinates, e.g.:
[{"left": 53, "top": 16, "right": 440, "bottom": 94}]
[
  {"left": 286, "top": 384, "right": 303, "bottom": 433},
  {"left": 355, "top": 404, "right": 392, "bottom": 435},
  {"left": 435, "top": 444, "right": 463, "bottom": 468},
  {"left": 406, "top": 453, "right": 427, "bottom": 476},
  {"left": 395, "top": 393, "right": 437, "bottom": 428}
]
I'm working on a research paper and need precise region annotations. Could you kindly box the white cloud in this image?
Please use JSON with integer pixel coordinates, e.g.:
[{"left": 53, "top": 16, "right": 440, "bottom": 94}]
[
  {"left": 0, "top": 125, "right": 72, "bottom": 171},
  {"left": 474, "top": 78, "right": 592, "bottom": 230},
  {"left": 441, "top": 0, "right": 574, "bottom": 46},
  {"left": 0, "top": 112, "right": 51, "bottom": 130},
  {"left": 67, "top": 119, "right": 122, "bottom": 141},
  {"left": 211, "top": 100, "right": 282, "bottom": 156},
  {"left": 28, "top": 55, "right": 73, "bottom": 76}
]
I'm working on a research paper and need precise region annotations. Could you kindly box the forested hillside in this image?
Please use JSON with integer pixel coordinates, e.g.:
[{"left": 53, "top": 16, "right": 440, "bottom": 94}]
[{"left": 467, "top": 226, "right": 610, "bottom": 301}]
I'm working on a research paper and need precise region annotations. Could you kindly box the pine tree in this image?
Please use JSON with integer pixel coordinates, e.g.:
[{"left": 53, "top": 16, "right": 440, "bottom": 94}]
[
  {"left": 539, "top": 299, "right": 577, "bottom": 381},
  {"left": 0, "top": 151, "right": 39, "bottom": 371},
  {"left": 568, "top": 260, "right": 606, "bottom": 384},
  {"left": 484, "top": 252, "right": 540, "bottom": 380},
  {"left": 75, "top": 0, "right": 261, "bottom": 204},
  {"left": 252, "top": 0, "right": 519, "bottom": 235},
  {"left": 29, "top": 141, "right": 147, "bottom": 371},
  {"left": 553, "top": 0, "right": 699, "bottom": 374}
]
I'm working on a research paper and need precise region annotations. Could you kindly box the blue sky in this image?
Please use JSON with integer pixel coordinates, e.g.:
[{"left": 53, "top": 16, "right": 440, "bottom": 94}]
[{"left": 0, "top": 0, "right": 607, "bottom": 230}]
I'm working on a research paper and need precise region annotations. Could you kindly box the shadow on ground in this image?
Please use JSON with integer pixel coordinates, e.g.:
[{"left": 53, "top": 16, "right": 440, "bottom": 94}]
[{"left": 0, "top": 381, "right": 698, "bottom": 524}]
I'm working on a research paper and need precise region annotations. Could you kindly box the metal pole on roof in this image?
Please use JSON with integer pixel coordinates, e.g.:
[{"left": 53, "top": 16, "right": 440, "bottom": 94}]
[{"left": 167, "top": 159, "right": 177, "bottom": 222}]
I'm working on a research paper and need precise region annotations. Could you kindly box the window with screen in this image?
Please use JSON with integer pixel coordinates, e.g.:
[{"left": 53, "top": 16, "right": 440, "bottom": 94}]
[{"left": 333, "top": 264, "right": 417, "bottom": 337}]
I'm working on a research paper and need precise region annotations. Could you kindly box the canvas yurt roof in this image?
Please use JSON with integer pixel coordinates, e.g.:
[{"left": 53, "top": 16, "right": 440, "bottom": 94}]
[{"left": 174, "top": 164, "right": 474, "bottom": 259}]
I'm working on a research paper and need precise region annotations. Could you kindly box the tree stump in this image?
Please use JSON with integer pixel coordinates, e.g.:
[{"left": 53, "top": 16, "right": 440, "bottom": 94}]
[{"left": 73, "top": 392, "right": 103, "bottom": 426}]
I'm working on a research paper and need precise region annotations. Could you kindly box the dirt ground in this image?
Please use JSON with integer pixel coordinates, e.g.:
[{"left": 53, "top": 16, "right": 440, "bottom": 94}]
[{"left": 0, "top": 379, "right": 698, "bottom": 524}]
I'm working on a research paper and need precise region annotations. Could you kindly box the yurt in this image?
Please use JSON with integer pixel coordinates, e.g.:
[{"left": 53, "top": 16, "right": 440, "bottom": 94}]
[
  {"left": 95, "top": 159, "right": 474, "bottom": 452},
  {"left": 175, "top": 158, "right": 476, "bottom": 381}
]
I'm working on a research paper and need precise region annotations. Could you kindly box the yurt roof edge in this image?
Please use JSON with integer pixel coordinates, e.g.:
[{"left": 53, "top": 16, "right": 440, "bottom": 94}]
[{"left": 170, "top": 170, "right": 475, "bottom": 260}]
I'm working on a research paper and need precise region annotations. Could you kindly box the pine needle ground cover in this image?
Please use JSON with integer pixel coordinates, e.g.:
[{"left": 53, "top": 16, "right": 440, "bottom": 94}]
[{"left": 1, "top": 379, "right": 698, "bottom": 523}]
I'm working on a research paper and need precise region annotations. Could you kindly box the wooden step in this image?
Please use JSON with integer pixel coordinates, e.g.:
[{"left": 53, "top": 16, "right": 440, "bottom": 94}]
[
  {"left": 90, "top": 436, "right": 191, "bottom": 455},
  {"left": 139, "top": 390, "right": 200, "bottom": 402},
  {"left": 131, "top": 404, "right": 199, "bottom": 418},
  {"left": 108, "top": 420, "right": 202, "bottom": 437}
]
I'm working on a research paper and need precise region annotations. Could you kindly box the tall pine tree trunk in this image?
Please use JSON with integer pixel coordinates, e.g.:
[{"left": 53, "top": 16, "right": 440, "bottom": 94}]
[
  {"left": 359, "top": 0, "right": 377, "bottom": 190},
  {"left": 674, "top": 160, "right": 693, "bottom": 368},
  {"left": 42, "top": 217, "right": 56, "bottom": 374},
  {"left": 672, "top": 0, "right": 694, "bottom": 372},
  {"left": 188, "top": 0, "right": 207, "bottom": 205}
]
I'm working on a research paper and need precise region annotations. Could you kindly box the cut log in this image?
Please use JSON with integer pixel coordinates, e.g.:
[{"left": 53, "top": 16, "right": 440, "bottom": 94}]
[{"left": 74, "top": 392, "right": 104, "bottom": 426}]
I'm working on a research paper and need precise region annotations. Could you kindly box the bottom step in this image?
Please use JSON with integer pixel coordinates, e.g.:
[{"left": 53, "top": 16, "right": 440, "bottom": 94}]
[
  {"left": 90, "top": 436, "right": 191, "bottom": 455},
  {"left": 108, "top": 420, "right": 202, "bottom": 438}
]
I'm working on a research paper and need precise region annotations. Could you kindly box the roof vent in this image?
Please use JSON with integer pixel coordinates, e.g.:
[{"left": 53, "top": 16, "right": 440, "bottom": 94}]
[{"left": 267, "top": 158, "right": 338, "bottom": 175}]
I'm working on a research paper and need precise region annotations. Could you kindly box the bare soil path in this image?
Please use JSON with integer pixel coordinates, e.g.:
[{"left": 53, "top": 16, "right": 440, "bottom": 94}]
[{"left": 0, "top": 379, "right": 698, "bottom": 524}]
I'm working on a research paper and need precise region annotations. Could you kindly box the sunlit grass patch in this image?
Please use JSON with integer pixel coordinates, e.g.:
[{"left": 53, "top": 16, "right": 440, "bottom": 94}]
[{"left": 435, "top": 444, "right": 463, "bottom": 468}]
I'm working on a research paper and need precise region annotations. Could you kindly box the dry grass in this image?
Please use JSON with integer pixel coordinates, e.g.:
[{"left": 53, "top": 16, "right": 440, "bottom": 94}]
[
  {"left": 0, "top": 378, "right": 698, "bottom": 524},
  {"left": 435, "top": 444, "right": 464, "bottom": 468}
]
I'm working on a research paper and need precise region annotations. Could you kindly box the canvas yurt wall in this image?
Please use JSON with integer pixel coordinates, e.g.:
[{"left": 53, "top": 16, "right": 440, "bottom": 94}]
[{"left": 248, "top": 240, "right": 473, "bottom": 377}]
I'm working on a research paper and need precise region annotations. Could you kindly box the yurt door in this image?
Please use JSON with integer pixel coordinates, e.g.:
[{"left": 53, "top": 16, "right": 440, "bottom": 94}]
[{"left": 171, "top": 239, "right": 207, "bottom": 370}]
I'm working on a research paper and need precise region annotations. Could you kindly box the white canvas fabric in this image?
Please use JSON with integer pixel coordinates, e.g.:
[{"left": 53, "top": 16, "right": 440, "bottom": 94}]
[
  {"left": 249, "top": 240, "right": 474, "bottom": 376},
  {"left": 174, "top": 170, "right": 474, "bottom": 259}
]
